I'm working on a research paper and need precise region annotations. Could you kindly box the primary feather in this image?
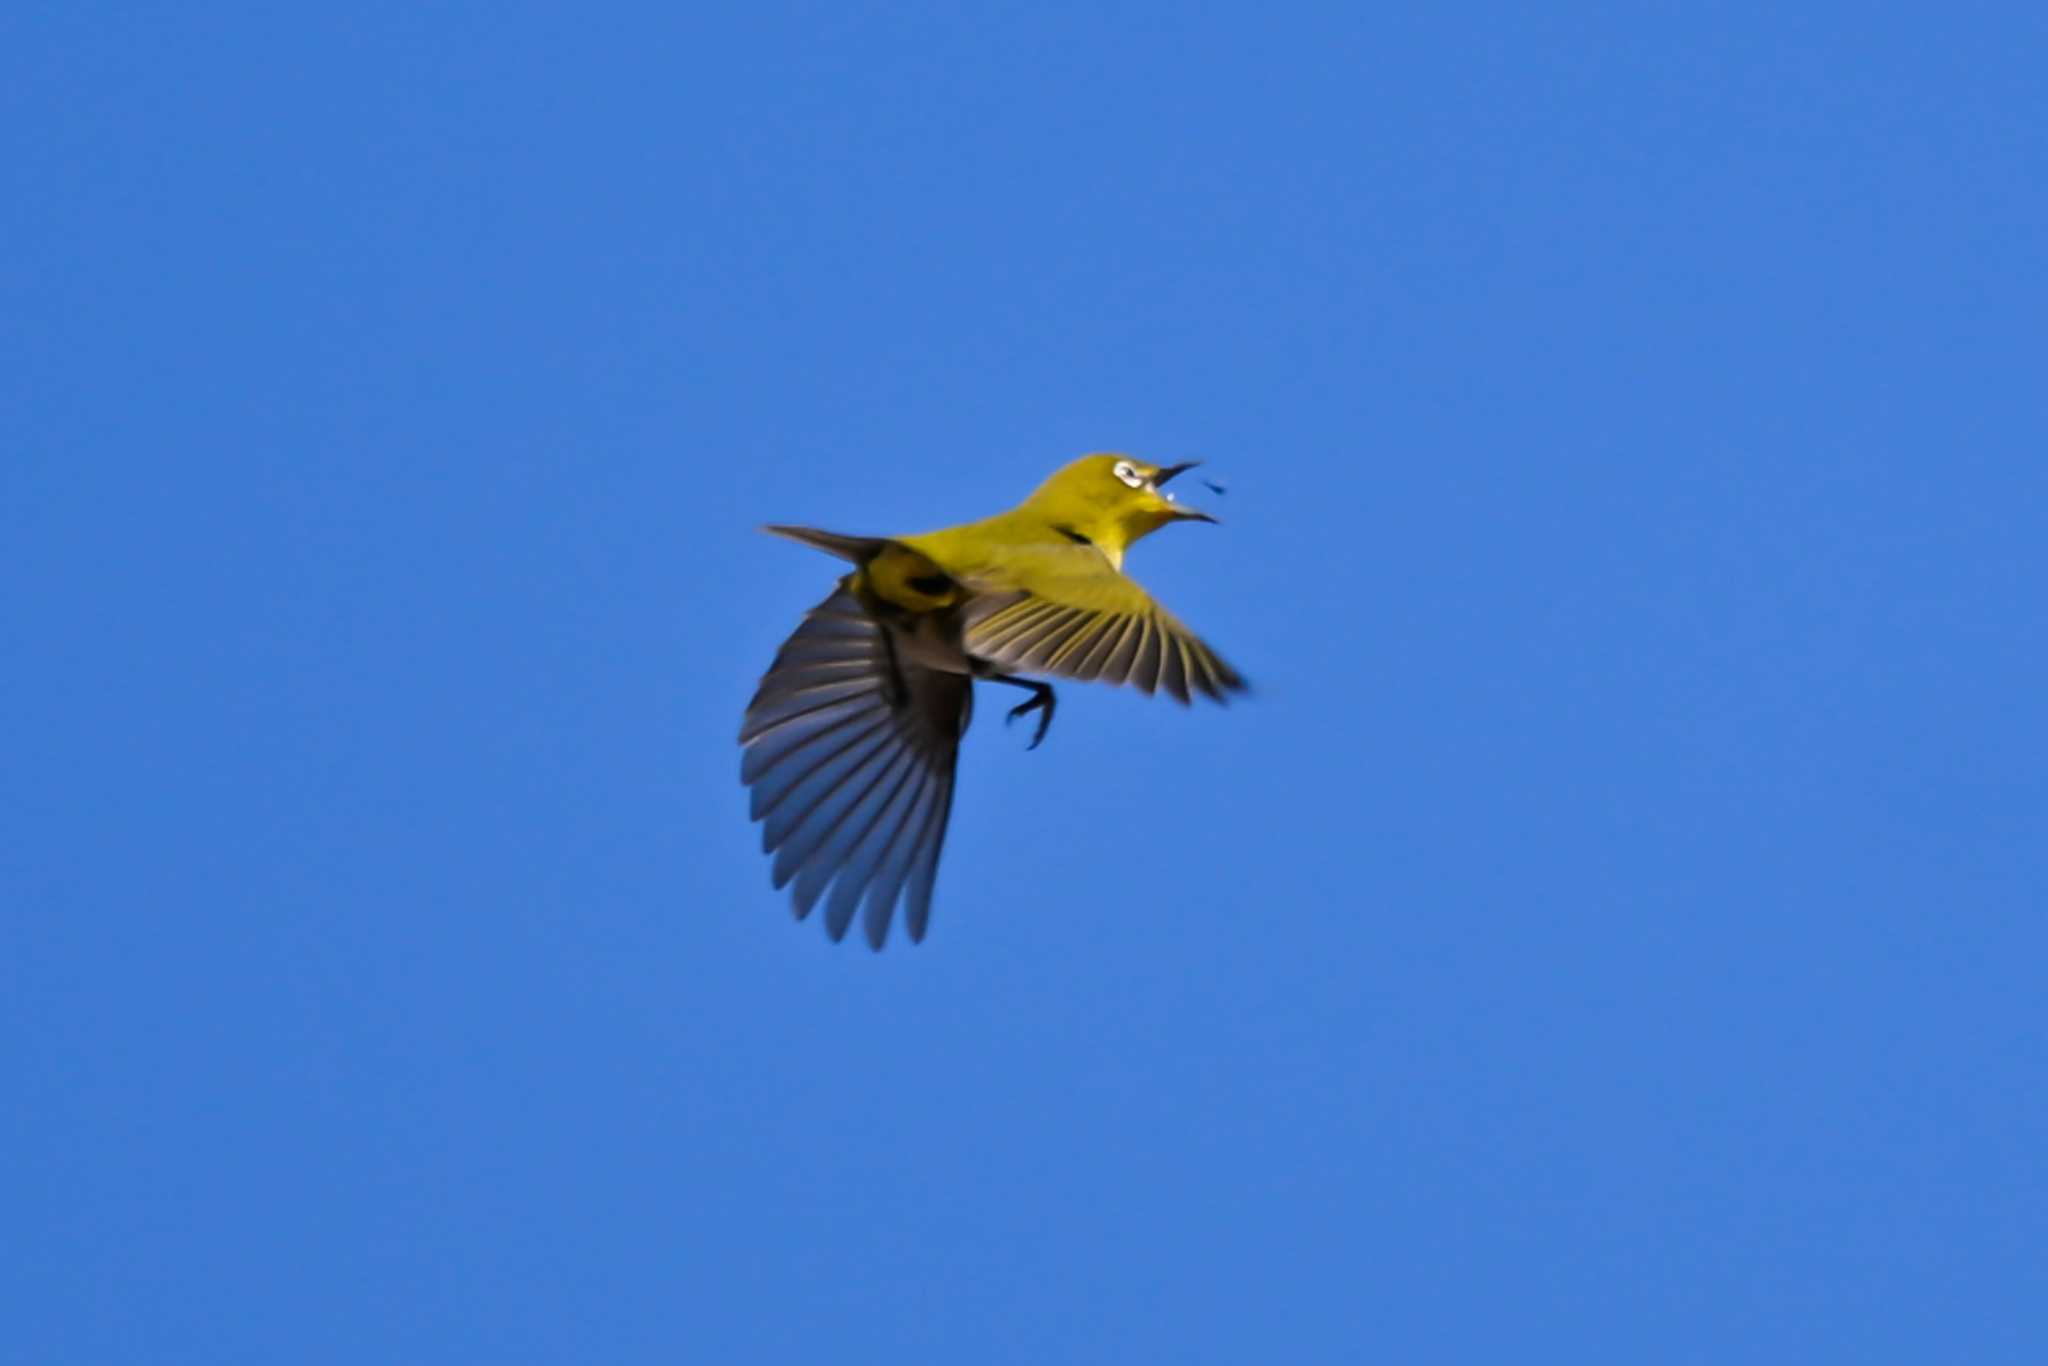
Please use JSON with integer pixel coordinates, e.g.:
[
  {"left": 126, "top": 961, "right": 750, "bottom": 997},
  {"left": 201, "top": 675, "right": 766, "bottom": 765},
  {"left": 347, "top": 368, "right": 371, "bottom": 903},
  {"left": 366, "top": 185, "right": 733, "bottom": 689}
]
[{"left": 739, "top": 585, "right": 968, "bottom": 948}]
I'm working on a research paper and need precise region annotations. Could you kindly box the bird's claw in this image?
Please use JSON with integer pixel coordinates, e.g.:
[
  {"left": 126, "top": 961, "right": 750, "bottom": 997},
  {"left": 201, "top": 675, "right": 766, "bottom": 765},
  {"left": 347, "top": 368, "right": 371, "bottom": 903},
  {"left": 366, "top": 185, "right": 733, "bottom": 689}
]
[{"left": 1004, "top": 690, "right": 1055, "bottom": 750}]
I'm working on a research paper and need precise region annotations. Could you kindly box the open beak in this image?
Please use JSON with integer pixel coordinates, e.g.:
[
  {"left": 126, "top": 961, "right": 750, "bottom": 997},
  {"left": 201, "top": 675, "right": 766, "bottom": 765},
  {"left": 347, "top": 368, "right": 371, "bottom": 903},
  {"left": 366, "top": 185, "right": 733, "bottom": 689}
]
[{"left": 1151, "top": 461, "right": 1219, "bottom": 523}]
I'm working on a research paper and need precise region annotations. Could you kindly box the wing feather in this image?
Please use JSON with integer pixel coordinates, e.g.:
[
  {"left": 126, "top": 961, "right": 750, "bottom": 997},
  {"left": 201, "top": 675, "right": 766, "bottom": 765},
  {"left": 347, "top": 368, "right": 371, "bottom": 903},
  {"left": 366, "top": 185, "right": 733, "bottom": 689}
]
[
  {"left": 858, "top": 759, "right": 942, "bottom": 948},
  {"left": 1129, "top": 617, "right": 1163, "bottom": 696},
  {"left": 1071, "top": 610, "right": 1136, "bottom": 683},
  {"left": 1157, "top": 631, "right": 1190, "bottom": 704},
  {"left": 739, "top": 585, "right": 971, "bottom": 948},
  {"left": 819, "top": 744, "right": 925, "bottom": 942},
  {"left": 773, "top": 726, "right": 914, "bottom": 889},
  {"left": 741, "top": 693, "right": 874, "bottom": 786},
  {"left": 972, "top": 597, "right": 1061, "bottom": 653},
  {"left": 956, "top": 541, "right": 1243, "bottom": 702},
  {"left": 1188, "top": 643, "right": 1222, "bottom": 702},
  {"left": 1002, "top": 606, "right": 1085, "bottom": 665},
  {"left": 755, "top": 711, "right": 892, "bottom": 835},
  {"left": 1043, "top": 613, "right": 1115, "bottom": 674},
  {"left": 1100, "top": 612, "right": 1144, "bottom": 687}
]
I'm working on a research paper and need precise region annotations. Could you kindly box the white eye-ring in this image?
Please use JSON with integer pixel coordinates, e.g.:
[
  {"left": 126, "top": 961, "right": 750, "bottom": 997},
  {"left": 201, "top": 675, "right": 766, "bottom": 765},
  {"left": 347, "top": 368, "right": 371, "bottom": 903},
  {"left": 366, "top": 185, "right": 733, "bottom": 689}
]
[{"left": 1112, "top": 459, "right": 1146, "bottom": 489}]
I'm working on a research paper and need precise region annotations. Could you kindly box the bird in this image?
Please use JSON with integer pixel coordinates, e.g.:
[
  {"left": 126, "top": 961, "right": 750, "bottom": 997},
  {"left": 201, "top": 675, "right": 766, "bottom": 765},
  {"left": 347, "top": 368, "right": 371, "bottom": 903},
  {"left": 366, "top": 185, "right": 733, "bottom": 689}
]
[{"left": 738, "top": 453, "right": 1247, "bottom": 949}]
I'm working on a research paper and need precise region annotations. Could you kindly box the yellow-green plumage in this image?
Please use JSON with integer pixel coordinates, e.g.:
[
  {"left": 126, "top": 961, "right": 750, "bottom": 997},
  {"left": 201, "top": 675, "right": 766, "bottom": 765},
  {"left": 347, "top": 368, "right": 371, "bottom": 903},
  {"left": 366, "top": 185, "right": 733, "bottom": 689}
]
[{"left": 741, "top": 453, "right": 1245, "bottom": 948}]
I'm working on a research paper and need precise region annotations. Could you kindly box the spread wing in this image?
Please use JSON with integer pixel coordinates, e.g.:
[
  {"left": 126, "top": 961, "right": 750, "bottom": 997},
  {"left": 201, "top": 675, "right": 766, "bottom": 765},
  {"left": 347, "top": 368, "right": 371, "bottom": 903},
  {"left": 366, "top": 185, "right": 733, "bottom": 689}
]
[
  {"left": 958, "top": 543, "right": 1246, "bottom": 704},
  {"left": 739, "top": 584, "right": 970, "bottom": 948}
]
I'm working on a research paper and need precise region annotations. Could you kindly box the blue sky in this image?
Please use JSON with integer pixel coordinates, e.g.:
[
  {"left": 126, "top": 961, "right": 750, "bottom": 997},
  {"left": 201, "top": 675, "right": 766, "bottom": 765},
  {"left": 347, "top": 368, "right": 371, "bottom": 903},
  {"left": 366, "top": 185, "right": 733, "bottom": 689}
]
[{"left": 7, "top": 3, "right": 2044, "bottom": 1361}]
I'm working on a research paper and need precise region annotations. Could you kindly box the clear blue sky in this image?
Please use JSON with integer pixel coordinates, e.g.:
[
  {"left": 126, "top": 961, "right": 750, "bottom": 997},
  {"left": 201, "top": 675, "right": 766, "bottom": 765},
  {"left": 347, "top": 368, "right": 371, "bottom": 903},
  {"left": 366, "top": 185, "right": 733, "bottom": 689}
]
[{"left": 7, "top": 4, "right": 2044, "bottom": 1361}]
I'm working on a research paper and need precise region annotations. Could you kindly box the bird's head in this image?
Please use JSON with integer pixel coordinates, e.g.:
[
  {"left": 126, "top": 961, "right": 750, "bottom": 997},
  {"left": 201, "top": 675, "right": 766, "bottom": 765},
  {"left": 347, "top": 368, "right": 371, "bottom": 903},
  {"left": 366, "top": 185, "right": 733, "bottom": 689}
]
[{"left": 1021, "top": 454, "right": 1217, "bottom": 564}]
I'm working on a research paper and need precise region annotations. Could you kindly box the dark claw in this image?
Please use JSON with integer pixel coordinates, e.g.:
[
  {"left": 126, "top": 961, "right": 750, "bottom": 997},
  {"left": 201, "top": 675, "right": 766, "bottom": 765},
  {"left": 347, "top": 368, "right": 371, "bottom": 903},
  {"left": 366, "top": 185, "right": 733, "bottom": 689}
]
[
  {"left": 1005, "top": 691, "right": 1055, "bottom": 749},
  {"left": 983, "top": 671, "right": 1057, "bottom": 749}
]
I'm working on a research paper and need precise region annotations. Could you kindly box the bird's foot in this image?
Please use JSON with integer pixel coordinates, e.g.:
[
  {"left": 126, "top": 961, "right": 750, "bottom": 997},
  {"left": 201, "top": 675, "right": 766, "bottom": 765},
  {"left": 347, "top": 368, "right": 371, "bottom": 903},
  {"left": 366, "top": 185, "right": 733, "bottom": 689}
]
[{"left": 1000, "top": 681, "right": 1056, "bottom": 750}]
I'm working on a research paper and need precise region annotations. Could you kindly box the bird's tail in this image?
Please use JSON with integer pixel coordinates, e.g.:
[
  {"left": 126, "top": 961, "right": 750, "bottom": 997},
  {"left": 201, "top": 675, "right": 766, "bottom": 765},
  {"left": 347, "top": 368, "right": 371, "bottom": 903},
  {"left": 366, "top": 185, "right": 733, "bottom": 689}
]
[{"left": 761, "top": 524, "right": 886, "bottom": 563}]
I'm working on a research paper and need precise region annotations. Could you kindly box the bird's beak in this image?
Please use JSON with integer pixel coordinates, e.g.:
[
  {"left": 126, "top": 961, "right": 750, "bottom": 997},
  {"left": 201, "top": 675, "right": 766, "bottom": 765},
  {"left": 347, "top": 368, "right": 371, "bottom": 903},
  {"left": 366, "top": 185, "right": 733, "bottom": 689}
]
[{"left": 1151, "top": 461, "right": 1219, "bottom": 523}]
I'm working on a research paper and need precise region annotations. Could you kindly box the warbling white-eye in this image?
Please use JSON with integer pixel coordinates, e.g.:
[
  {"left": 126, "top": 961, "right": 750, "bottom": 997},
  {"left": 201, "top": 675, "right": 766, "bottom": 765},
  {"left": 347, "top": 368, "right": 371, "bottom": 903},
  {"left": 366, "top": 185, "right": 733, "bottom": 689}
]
[{"left": 740, "top": 454, "right": 1245, "bottom": 948}]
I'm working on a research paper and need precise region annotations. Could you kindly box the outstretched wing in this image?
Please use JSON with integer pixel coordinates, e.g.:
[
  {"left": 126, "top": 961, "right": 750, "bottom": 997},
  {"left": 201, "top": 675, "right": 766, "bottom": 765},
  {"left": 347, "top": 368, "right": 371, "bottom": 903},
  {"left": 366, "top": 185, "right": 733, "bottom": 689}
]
[
  {"left": 959, "top": 543, "right": 1246, "bottom": 704},
  {"left": 739, "top": 585, "right": 970, "bottom": 948}
]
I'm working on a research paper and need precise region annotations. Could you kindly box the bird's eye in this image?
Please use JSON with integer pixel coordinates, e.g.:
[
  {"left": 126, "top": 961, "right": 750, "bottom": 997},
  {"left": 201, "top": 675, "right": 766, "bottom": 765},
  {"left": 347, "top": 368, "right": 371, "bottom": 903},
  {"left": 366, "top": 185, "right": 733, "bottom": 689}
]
[{"left": 1112, "top": 460, "right": 1146, "bottom": 489}]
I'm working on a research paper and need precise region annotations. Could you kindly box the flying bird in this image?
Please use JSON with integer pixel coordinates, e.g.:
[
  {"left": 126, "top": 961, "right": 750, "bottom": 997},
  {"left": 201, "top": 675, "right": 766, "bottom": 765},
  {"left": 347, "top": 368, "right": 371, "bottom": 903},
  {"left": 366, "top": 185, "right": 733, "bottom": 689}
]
[{"left": 739, "top": 454, "right": 1246, "bottom": 949}]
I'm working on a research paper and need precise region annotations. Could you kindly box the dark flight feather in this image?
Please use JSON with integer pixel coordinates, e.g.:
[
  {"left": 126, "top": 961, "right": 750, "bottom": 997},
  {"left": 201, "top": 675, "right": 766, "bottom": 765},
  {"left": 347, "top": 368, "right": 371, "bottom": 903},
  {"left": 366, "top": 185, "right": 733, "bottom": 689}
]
[{"left": 739, "top": 585, "right": 968, "bottom": 947}]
